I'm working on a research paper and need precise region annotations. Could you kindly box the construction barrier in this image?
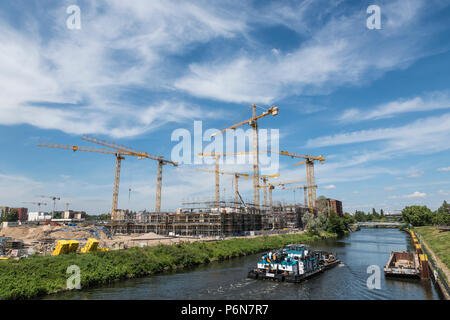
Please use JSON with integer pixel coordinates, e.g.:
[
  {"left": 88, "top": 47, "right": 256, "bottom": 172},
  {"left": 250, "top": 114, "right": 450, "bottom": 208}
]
[{"left": 52, "top": 240, "right": 70, "bottom": 256}]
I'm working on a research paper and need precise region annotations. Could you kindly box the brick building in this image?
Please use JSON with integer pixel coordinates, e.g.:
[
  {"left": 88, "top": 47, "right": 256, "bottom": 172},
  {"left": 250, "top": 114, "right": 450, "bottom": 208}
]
[{"left": 10, "top": 208, "right": 29, "bottom": 221}]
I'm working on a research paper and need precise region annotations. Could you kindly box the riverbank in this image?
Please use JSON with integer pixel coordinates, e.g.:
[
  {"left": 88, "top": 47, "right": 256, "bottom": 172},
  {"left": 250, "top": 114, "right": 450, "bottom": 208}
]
[
  {"left": 0, "top": 231, "right": 336, "bottom": 300},
  {"left": 413, "top": 226, "right": 450, "bottom": 299}
]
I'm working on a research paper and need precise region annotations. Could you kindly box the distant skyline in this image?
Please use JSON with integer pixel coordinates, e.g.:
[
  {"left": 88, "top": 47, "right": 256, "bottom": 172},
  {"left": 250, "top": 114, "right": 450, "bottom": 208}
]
[{"left": 0, "top": 0, "right": 449, "bottom": 214}]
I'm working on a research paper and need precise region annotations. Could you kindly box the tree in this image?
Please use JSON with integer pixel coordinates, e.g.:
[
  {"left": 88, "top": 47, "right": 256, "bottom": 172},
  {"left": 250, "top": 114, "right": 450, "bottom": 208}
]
[
  {"left": 401, "top": 205, "right": 433, "bottom": 226},
  {"left": 302, "top": 211, "right": 327, "bottom": 235},
  {"left": 315, "top": 196, "right": 329, "bottom": 215},
  {"left": 326, "top": 210, "right": 353, "bottom": 235},
  {"left": 354, "top": 210, "right": 367, "bottom": 222},
  {"left": 433, "top": 201, "right": 450, "bottom": 225},
  {"left": 0, "top": 209, "right": 19, "bottom": 223}
]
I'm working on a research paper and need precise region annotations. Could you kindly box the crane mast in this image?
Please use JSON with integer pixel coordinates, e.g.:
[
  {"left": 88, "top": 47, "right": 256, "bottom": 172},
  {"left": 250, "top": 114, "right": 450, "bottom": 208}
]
[{"left": 211, "top": 104, "right": 279, "bottom": 209}]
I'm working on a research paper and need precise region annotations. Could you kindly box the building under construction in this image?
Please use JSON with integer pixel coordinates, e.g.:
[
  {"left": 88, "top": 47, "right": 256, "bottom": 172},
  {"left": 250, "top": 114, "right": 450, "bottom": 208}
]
[{"left": 106, "top": 200, "right": 309, "bottom": 237}]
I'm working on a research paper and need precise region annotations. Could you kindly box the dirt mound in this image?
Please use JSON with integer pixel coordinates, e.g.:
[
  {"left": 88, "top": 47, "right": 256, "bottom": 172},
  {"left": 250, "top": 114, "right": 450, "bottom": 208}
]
[{"left": 0, "top": 225, "right": 110, "bottom": 241}]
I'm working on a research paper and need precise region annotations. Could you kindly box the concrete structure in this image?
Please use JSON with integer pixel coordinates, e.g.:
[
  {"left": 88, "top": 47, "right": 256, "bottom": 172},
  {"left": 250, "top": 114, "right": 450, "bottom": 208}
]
[
  {"left": 108, "top": 201, "right": 308, "bottom": 237},
  {"left": 28, "top": 212, "right": 52, "bottom": 222},
  {"left": 63, "top": 210, "right": 86, "bottom": 220}
]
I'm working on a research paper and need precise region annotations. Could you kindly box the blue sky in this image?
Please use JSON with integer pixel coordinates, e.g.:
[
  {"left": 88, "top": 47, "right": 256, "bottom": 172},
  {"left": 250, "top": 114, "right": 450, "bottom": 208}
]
[{"left": 1, "top": 0, "right": 450, "bottom": 214}]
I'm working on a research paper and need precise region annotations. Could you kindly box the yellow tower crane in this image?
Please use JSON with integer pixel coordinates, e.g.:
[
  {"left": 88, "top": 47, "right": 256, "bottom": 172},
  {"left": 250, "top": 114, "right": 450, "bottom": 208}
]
[
  {"left": 268, "top": 179, "right": 305, "bottom": 209},
  {"left": 211, "top": 104, "right": 279, "bottom": 209},
  {"left": 278, "top": 151, "right": 325, "bottom": 214},
  {"left": 38, "top": 143, "right": 128, "bottom": 220},
  {"left": 197, "top": 168, "right": 249, "bottom": 204},
  {"left": 256, "top": 174, "right": 280, "bottom": 211},
  {"left": 281, "top": 185, "right": 317, "bottom": 207},
  {"left": 197, "top": 151, "right": 247, "bottom": 207},
  {"left": 38, "top": 140, "right": 177, "bottom": 220},
  {"left": 81, "top": 136, "right": 177, "bottom": 214}
]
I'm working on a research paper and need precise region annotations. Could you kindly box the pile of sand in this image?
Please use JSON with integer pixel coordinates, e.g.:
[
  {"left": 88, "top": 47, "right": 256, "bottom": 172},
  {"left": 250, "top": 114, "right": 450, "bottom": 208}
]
[{"left": 0, "top": 225, "right": 109, "bottom": 241}]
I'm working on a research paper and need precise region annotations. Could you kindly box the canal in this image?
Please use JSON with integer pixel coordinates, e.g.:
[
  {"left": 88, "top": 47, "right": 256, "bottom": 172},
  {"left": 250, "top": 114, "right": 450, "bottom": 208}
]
[{"left": 44, "top": 228, "right": 442, "bottom": 300}]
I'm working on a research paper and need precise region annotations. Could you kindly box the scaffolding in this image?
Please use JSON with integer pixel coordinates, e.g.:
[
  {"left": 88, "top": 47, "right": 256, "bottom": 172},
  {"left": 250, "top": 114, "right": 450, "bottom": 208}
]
[{"left": 106, "top": 201, "right": 307, "bottom": 237}]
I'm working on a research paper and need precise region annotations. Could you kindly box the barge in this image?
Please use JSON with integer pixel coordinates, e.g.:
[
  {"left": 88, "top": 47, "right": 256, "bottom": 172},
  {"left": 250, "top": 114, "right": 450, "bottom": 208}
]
[
  {"left": 247, "top": 244, "right": 340, "bottom": 283},
  {"left": 383, "top": 251, "right": 420, "bottom": 278}
]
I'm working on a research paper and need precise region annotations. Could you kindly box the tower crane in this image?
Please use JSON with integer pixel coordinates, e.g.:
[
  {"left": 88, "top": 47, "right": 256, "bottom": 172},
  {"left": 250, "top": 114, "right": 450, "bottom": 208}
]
[
  {"left": 262, "top": 179, "right": 304, "bottom": 210},
  {"left": 282, "top": 185, "right": 317, "bottom": 207},
  {"left": 197, "top": 168, "right": 249, "bottom": 204},
  {"left": 278, "top": 151, "right": 325, "bottom": 214},
  {"left": 197, "top": 151, "right": 247, "bottom": 206},
  {"left": 211, "top": 104, "right": 279, "bottom": 208},
  {"left": 38, "top": 143, "right": 127, "bottom": 220},
  {"left": 39, "top": 196, "right": 61, "bottom": 218},
  {"left": 256, "top": 174, "right": 280, "bottom": 210},
  {"left": 81, "top": 136, "right": 177, "bottom": 214},
  {"left": 22, "top": 202, "right": 47, "bottom": 213}
]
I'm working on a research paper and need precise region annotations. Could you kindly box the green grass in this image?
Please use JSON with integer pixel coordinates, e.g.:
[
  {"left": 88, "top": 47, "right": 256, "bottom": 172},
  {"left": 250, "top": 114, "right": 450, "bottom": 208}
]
[
  {"left": 0, "top": 231, "right": 335, "bottom": 300},
  {"left": 414, "top": 226, "right": 450, "bottom": 272}
]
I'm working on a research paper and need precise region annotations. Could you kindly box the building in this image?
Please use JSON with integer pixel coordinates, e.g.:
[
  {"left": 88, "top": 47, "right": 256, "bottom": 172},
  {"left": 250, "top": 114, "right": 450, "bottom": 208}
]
[
  {"left": 9, "top": 208, "right": 28, "bottom": 221},
  {"left": 28, "top": 212, "right": 52, "bottom": 222},
  {"left": 316, "top": 198, "right": 343, "bottom": 216},
  {"left": 0, "top": 206, "right": 9, "bottom": 218},
  {"left": 63, "top": 210, "right": 86, "bottom": 220},
  {"left": 385, "top": 210, "right": 402, "bottom": 221}
]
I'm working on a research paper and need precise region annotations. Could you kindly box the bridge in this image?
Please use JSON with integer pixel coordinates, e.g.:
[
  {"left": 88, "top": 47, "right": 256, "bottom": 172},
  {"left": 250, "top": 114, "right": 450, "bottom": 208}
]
[{"left": 357, "top": 221, "right": 406, "bottom": 228}]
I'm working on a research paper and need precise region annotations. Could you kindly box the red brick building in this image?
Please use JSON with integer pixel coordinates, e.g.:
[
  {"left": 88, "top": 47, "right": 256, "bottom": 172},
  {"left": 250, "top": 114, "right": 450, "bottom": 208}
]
[
  {"left": 315, "top": 198, "right": 343, "bottom": 216},
  {"left": 326, "top": 199, "right": 343, "bottom": 216},
  {"left": 10, "top": 207, "right": 28, "bottom": 221}
]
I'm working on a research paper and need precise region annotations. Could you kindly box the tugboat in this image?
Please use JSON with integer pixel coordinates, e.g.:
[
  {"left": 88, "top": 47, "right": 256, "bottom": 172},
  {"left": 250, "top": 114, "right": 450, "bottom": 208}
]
[{"left": 247, "top": 244, "right": 340, "bottom": 283}]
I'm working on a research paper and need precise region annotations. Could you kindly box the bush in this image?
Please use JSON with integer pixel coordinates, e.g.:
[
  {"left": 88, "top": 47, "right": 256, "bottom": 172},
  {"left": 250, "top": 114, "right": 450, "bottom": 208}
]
[{"left": 0, "top": 232, "right": 337, "bottom": 300}]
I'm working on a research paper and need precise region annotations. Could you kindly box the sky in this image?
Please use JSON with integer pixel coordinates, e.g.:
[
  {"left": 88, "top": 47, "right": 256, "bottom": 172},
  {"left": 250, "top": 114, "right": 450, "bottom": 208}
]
[{"left": 0, "top": 0, "right": 450, "bottom": 214}]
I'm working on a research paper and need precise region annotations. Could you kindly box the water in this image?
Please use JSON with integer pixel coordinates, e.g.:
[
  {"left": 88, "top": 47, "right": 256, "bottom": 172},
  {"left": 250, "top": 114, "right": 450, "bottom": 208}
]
[{"left": 44, "top": 228, "right": 442, "bottom": 300}]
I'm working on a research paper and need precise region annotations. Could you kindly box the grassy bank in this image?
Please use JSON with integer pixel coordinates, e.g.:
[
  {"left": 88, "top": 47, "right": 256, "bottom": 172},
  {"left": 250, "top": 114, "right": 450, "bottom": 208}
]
[
  {"left": 414, "top": 226, "right": 450, "bottom": 275},
  {"left": 0, "top": 231, "right": 336, "bottom": 300}
]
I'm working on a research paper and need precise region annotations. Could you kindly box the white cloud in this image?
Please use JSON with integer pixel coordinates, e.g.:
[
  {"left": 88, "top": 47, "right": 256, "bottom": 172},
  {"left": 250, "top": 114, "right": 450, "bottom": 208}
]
[
  {"left": 323, "top": 184, "right": 336, "bottom": 189},
  {"left": 0, "top": 1, "right": 242, "bottom": 138},
  {"left": 437, "top": 167, "right": 450, "bottom": 172},
  {"left": 439, "top": 190, "right": 450, "bottom": 196},
  {"left": 390, "top": 191, "right": 427, "bottom": 199},
  {"left": 174, "top": 0, "right": 436, "bottom": 103},
  {"left": 339, "top": 91, "right": 450, "bottom": 122},
  {"left": 306, "top": 113, "right": 450, "bottom": 157},
  {"left": 408, "top": 171, "right": 424, "bottom": 178}
]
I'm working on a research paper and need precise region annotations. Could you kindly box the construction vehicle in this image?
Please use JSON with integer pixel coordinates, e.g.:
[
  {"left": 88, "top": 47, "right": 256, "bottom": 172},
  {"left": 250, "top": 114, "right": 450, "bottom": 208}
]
[{"left": 211, "top": 104, "right": 279, "bottom": 208}]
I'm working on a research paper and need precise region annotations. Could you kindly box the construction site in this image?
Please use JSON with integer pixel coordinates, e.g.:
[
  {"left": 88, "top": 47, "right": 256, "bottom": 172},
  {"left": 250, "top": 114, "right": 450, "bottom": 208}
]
[{"left": 0, "top": 104, "right": 339, "bottom": 257}]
